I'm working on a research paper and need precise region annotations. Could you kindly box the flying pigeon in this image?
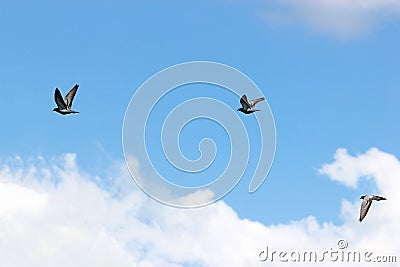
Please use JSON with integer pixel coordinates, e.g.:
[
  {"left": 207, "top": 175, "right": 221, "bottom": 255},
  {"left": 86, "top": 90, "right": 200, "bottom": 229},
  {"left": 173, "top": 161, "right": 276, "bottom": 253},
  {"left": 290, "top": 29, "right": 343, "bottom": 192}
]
[
  {"left": 53, "top": 84, "right": 79, "bottom": 115},
  {"left": 359, "top": 195, "right": 386, "bottom": 222},
  {"left": 237, "top": 95, "right": 265, "bottom": 114}
]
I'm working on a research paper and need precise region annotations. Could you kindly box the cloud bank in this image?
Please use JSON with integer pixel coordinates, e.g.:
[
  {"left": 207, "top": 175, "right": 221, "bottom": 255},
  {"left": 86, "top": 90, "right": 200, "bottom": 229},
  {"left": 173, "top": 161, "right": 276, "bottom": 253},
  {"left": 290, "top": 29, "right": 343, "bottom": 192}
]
[
  {"left": 0, "top": 148, "right": 399, "bottom": 266},
  {"left": 260, "top": 0, "right": 400, "bottom": 38}
]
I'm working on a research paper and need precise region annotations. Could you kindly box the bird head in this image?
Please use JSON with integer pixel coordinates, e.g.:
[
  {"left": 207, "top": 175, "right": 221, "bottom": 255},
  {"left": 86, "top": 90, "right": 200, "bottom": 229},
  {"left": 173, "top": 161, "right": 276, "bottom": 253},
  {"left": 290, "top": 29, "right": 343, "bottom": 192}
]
[
  {"left": 53, "top": 108, "right": 58, "bottom": 112},
  {"left": 360, "top": 195, "right": 366, "bottom": 199}
]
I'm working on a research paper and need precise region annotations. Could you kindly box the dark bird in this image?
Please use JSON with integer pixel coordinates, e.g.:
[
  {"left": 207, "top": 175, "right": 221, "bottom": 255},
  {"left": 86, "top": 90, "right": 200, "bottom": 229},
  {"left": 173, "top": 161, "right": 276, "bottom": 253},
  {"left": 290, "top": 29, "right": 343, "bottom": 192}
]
[
  {"left": 237, "top": 95, "right": 265, "bottom": 114},
  {"left": 53, "top": 84, "right": 79, "bottom": 115},
  {"left": 359, "top": 195, "right": 386, "bottom": 222}
]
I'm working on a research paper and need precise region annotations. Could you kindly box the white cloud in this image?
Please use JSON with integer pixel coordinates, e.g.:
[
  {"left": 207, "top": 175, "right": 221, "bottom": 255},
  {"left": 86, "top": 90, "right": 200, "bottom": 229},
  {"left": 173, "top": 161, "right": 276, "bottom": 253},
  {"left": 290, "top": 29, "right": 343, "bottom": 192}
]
[
  {"left": 319, "top": 147, "right": 400, "bottom": 195},
  {"left": 0, "top": 149, "right": 399, "bottom": 266},
  {"left": 175, "top": 189, "right": 215, "bottom": 206},
  {"left": 259, "top": 0, "right": 400, "bottom": 38},
  {"left": 0, "top": 182, "right": 47, "bottom": 216}
]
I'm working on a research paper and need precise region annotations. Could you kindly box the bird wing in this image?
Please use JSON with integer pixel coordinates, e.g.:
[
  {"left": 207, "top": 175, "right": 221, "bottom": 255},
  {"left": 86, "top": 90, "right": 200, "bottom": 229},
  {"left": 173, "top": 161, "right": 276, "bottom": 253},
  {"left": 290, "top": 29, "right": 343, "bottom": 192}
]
[
  {"left": 372, "top": 195, "right": 386, "bottom": 201},
  {"left": 240, "top": 95, "right": 251, "bottom": 109},
  {"left": 54, "top": 88, "right": 67, "bottom": 110},
  {"left": 249, "top": 97, "right": 265, "bottom": 108},
  {"left": 359, "top": 198, "right": 372, "bottom": 222},
  {"left": 64, "top": 84, "right": 79, "bottom": 110}
]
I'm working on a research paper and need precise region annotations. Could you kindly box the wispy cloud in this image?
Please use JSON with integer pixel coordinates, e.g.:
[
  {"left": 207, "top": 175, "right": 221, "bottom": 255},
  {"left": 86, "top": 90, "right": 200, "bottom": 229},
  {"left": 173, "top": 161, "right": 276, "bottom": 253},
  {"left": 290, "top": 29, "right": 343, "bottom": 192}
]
[
  {"left": 259, "top": 0, "right": 400, "bottom": 39},
  {"left": 0, "top": 149, "right": 399, "bottom": 266}
]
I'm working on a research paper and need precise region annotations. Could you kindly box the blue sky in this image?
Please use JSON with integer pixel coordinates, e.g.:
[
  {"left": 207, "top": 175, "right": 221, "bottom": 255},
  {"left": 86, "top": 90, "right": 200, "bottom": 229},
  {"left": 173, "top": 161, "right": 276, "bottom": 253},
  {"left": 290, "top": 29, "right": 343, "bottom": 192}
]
[{"left": 1, "top": 1, "right": 400, "bottom": 266}]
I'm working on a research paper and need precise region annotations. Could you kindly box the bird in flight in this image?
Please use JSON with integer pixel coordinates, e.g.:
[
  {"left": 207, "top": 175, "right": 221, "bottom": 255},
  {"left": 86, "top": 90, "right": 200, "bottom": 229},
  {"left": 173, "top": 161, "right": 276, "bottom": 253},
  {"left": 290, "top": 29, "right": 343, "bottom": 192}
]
[
  {"left": 237, "top": 95, "right": 265, "bottom": 114},
  {"left": 53, "top": 84, "right": 79, "bottom": 115},
  {"left": 359, "top": 195, "right": 386, "bottom": 222}
]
